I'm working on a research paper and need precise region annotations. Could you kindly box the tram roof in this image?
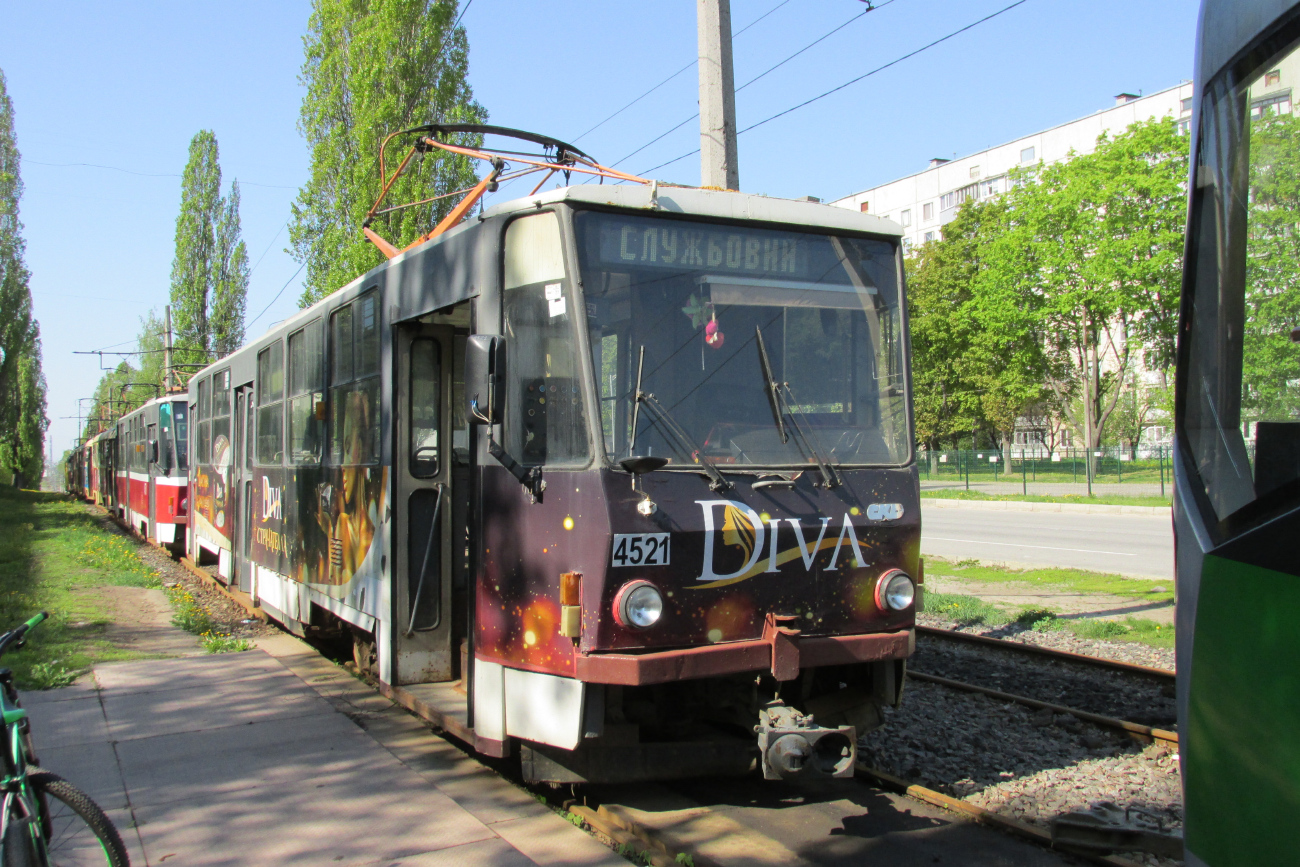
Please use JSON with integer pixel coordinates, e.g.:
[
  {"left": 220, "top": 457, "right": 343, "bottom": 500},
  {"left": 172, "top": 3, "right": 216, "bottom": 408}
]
[
  {"left": 481, "top": 184, "right": 903, "bottom": 238},
  {"left": 1198, "top": 0, "right": 1298, "bottom": 85}
]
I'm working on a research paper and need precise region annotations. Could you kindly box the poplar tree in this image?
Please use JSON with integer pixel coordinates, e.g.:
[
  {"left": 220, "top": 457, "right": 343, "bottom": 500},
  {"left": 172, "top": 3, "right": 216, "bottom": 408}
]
[
  {"left": 0, "top": 69, "right": 47, "bottom": 486},
  {"left": 168, "top": 132, "right": 248, "bottom": 365},
  {"left": 290, "top": 0, "right": 486, "bottom": 305},
  {"left": 169, "top": 131, "right": 222, "bottom": 364},
  {"left": 212, "top": 182, "right": 249, "bottom": 357}
]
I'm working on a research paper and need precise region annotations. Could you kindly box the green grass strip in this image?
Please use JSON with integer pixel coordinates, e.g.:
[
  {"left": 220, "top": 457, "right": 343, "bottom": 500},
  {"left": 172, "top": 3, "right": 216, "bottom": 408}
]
[
  {"left": 921, "top": 489, "right": 1171, "bottom": 508},
  {"left": 0, "top": 488, "right": 162, "bottom": 688},
  {"left": 924, "top": 591, "right": 1174, "bottom": 648},
  {"left": 926, "top": 556, "right": 1173, "bottom": 603}
]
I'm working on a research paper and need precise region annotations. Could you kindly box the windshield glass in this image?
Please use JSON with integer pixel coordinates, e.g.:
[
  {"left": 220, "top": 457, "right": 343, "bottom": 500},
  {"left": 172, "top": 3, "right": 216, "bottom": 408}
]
[
  {"left": 1184, "top": 28, "right": 1300, "bottom": 521},
  {"left": 576, "top": 211, "right": 909, "bottom": 468},
  {"left": 170, "top": 400, "right": 189, "bottom": 471}
]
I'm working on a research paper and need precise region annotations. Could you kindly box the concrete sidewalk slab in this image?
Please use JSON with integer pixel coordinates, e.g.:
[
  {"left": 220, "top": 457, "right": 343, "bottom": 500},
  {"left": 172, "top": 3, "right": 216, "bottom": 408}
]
[{"left": 23, "top": 644, "right": 626, "bottom": 867}]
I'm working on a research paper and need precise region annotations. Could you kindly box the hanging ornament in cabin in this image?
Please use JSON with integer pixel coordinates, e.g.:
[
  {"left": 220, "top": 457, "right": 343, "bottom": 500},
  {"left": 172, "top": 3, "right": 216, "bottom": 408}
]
[{"left": 705, "top": 311, "right": 725, "bottom": 349}]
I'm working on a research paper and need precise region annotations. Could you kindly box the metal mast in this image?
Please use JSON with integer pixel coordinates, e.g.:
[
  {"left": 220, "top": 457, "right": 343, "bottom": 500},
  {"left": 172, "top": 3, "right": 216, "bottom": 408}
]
[
  {"left": 697, "top": 0, "right": 740, "bottom": 190},
  {"left": 164, "top": 305, "right": 174, "bottom": 392}
]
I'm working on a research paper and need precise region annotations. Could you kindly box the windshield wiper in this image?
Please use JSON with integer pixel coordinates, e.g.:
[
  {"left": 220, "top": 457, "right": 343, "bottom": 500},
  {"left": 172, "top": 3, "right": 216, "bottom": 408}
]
[
  {"left": 754, "top": 327, "right": 841, "bottom": 489},
  {"left": 629, "top": 345, "right": 730, "bottom": 492}
]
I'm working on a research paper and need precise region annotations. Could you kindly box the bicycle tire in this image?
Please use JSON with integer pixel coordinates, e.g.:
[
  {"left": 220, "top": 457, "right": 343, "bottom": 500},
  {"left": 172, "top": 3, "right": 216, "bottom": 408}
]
[{"left": 27, "top": 773, "right": 129, "bottom": 867}]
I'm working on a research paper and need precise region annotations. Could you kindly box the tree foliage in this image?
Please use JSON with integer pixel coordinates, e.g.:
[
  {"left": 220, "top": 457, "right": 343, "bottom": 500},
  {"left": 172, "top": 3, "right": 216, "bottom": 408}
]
[
  {"left": 168, "top": 131, "right": 248, "bottom": 366},
  {"left": 908, "top": 117, "right": 1188, "bottom": 453},
  {"left": 290, "top": 0, "right": 486, "bottom": 305},
  {"left": 0, "top": 69, "right": 47, "bottom": 485}
]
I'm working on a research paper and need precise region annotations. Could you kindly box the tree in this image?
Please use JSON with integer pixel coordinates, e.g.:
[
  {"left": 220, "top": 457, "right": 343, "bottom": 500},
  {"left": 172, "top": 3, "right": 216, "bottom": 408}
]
[
  {"left": 290, "top": 0, "right": 486, "bottom": 305},
  {"left": 0, "top": 69, "right": 46, "bottom": 487},
  {"left": 212, "top": 182, "right": 249, "bottom": 357},
  {"left": 168, "top": 132, "right": 248, "bottom": 365},
  {"left": 169, "top": 131, "right": 222, "bottom": 365},
  {"left": 979, "top": 117, "right": 1187, "bottom": 468}
]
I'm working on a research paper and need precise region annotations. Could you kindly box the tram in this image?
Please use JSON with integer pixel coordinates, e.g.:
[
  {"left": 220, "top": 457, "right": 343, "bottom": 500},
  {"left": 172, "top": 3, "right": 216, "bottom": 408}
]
[
  {"left": 1177, "top": 1, "right": 1300, "bottom": 862},
  {"left": 67, "top": 396, "right": 189, "bottom": 554},
  {"left": 184, "top": 127, "right": 919, "bottom": 784}
]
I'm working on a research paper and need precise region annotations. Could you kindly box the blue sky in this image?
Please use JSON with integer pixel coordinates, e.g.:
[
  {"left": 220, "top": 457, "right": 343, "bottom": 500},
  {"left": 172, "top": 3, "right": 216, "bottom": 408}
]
[{"left": 0, "top": 0, "right": 1200, "bottom": 464}]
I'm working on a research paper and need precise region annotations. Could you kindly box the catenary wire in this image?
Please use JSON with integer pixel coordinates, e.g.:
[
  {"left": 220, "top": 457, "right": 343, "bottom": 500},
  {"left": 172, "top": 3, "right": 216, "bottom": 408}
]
[
  {"left": 638, "top": 0, "right": 1030, "bottom": 176},
  {"left": 572, "top": 0, "right": 792, "bottom": 144},
  {"left": 608, "top": 0, "right": 892, "bottom": 169},
  {"left": 246, "top": 261, "right": 307, "bottom": 330},
  {"left": 19, "top": 158, "right": 296, "bottom": 189}
]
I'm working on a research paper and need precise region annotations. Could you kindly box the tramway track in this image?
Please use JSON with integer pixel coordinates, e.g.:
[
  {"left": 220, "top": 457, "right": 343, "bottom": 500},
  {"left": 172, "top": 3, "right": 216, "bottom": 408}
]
[
  {"left": 917, "top": 625, "right": 1174, "bottom": 680},
  {"left": 906, "top": 669, "right": 1178, "bottom": 747}
]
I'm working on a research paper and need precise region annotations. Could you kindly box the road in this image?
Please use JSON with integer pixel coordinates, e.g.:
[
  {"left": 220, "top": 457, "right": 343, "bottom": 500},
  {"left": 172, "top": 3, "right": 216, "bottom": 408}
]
[{"left": 920, "top": 506, "right": 1173, "bottom": 579}]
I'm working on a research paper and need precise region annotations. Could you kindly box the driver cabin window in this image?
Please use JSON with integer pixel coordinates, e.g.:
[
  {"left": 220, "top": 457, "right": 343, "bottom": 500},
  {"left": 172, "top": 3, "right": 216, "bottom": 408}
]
[{"left": 502, "top": 212, "right": 590, "bottom": 466}]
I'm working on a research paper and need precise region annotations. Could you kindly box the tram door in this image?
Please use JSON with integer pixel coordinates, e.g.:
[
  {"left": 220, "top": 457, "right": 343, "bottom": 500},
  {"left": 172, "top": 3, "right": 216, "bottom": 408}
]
[
  {"left": 232, "top": 384, "right": 255, "bottom": 594},
  {"left": 392, "top": 323, "right": 455, "bottom": 685}
]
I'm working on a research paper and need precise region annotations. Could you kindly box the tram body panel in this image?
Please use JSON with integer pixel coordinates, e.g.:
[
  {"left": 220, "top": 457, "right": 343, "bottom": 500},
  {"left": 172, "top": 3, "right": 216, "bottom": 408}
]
[{"left": 1180, "top": 2, "right": 1300, "bottom": 862}]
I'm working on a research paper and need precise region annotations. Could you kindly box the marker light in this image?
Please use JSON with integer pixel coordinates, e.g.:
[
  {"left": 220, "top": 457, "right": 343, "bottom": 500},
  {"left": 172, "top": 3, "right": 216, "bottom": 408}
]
[
  {"left": 614, "top": 581, "right": 664, "bottom": 629},
  {"left": 876, "top": 570, "right": 915, "bottom": 611}
]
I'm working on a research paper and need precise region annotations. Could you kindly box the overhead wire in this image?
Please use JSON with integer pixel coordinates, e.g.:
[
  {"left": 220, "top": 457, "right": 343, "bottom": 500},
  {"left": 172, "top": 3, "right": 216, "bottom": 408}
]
[
  {"left": 608, "top": 0, "right": 889, "bottom": 170},
  {"left": 572, "top": 0, "right": 792, "bottom": 144},
  {"left": 247, "top": 262, "right": 307, "bottom": 330},
  {"left": 19, "top": 158, "right": 295, "bottom": 189},
  {"left": 638, "top": 0, "right": 1030, "bottom": 176}
]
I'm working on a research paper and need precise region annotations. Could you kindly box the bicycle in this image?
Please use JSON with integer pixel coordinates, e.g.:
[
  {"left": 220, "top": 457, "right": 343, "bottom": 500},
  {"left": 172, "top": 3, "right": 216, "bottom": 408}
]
[{"left": 0, "top": 612, "right": 129, "bottom": 866}]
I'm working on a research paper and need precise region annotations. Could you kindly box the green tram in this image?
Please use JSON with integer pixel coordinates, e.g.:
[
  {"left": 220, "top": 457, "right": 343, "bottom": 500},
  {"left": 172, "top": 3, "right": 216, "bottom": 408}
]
[{"left": 1177, "top": 1, "right": 1300, "bottom": 862}]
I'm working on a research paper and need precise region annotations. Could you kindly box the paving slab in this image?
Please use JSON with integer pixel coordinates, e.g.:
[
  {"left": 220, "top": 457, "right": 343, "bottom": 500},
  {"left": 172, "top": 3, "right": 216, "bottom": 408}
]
[{"left": 22, "top": 644, "right": 627, "bottom": 867}]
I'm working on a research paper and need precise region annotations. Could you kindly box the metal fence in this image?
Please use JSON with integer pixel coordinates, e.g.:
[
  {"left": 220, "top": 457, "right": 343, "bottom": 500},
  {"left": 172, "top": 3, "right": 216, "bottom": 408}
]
[{"left": 918, "top": 446, "right": 1172, "bottom": 499}]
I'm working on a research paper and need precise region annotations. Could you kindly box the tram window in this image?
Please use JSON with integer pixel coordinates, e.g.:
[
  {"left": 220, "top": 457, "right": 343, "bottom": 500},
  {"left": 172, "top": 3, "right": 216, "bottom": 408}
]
[
  {"left": 211, "top": 369, "right": 232, "bottom": 468},
  {"left": 328, "top": 292, "right": 381, "bottom": 466},
  {"left": 257, "top": 341, "right": 285, "bottom": 465},
  {"left": 196, "top": 377, "right": 211, "bottom": 465},
  {"left": 331, "top": 304, "right": 354, "bottom": 383},
  {"left": 288, "top": 321, "right": 324, "bottom": 465},
  {"left": 452, "top": 333, "right": 469, "bottom": 464},
  {"left": 409, "top": 338, "right": 440, "bottom": 478},
  {"left": 1185, "top": 31, "right": 1300, "bottom": 523},
  {"left": 501, "top": 212, "right": 591, "bottom": 467},
  {"left": 575, "top": 212, "right": 909, "bottom": 467},
  {"left": 172, "top": 401, "right": 189, "bottom": 471},
  {"left": 158, "top": 404, "right": 175, "bottom": 471}
]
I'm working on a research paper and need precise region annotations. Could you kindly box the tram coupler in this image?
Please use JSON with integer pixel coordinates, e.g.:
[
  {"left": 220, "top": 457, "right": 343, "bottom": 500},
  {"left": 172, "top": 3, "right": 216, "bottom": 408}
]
[{"left": 756, "top": 700, "right": 856, "bottom": 781}]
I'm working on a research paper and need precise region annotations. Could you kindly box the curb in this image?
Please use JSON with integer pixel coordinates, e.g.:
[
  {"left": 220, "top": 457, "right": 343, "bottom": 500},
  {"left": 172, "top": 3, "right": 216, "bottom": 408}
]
[{"left": 921, "top": 497, "right": 1170, "bottom": 517}]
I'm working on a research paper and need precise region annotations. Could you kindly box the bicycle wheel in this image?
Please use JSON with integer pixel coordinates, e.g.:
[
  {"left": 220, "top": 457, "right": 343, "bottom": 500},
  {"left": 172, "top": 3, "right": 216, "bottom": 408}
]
[{"left": 27, "top": 773, "right": 129, "bottom": 867}]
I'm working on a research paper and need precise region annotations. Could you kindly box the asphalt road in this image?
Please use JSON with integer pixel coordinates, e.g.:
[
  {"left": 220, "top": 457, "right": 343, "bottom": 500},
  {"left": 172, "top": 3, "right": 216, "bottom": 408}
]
[{"left": 920, "top": 506, "right": 1174, "bottom": 579}]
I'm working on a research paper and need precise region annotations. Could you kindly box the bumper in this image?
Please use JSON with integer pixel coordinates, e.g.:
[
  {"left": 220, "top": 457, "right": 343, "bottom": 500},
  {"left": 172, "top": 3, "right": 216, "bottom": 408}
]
[{"left": 575, "top": 622, "right": 913, "bottom": 686}]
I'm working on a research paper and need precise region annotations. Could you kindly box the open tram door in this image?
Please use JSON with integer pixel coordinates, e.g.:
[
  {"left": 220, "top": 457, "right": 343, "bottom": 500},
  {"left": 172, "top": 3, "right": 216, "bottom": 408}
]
[
  {"left": 1178, "top": 4, "right": 1300, "bottom": 863},
  {"left": 389, "top": 319, "right": 462, "bottom": 685}
]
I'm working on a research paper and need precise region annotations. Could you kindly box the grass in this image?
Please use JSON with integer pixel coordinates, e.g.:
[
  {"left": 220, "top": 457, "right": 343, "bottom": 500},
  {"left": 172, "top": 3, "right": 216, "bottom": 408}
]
[
  {"left": 0, "top": 487, "right": 161, "bottom": 688},
  {"left": 924, "top": 591, "right": 1174, "bottom": 648},
  {"left": 165, "top": 585, "right": 251, "bottom": 654},
  {"left": 925, "top": 556, "right": 1174, "bottom": 604},
  {"left": 921, "top": 489, "right": 1171, "bottom": 508}
]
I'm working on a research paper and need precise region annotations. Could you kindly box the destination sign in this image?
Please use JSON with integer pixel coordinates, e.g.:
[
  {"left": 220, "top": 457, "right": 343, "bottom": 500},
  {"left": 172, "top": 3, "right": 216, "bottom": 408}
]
[{"left": 596, "top": 217, "right": 809, "bottom": 279}]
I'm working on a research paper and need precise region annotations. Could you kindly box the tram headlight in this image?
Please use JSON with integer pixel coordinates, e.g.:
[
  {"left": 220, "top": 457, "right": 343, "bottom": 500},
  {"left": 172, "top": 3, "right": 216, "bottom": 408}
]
[
  {"left": 614, "top": 581, "right": 664, "bottom": 629},
  {"left": 875, "top": 570, "right": 915, "bottom": 612}
]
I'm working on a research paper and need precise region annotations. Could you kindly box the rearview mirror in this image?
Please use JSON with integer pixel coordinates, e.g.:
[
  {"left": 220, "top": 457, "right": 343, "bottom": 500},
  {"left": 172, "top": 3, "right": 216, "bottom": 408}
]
[{"left": 465, "top": 335, "right": 504, "bottom": 425}]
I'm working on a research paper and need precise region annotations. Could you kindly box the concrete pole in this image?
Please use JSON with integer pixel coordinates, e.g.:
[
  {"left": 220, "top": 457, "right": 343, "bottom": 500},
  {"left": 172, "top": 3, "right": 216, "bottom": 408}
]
[
  {"left": 698, "top": 0, "right": 740, "bottom": 190},
  {"left": 164, "top": 305, "right": 174, "bottom": 392}
]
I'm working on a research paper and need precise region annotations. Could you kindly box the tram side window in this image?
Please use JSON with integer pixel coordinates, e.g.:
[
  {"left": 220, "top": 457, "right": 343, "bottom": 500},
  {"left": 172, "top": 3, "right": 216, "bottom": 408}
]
[
  {"left": 172, "top": 401, "right": 189, "bottom": 471},
  {"left": 501, "top": 212, "right": 590, "bottom": 466},
  {"left": 211, "top": 369, "right": 231, "bottom": 468},
  {"left": 288, "top": 321, "right": 324, "bottom": 465},
  {"left": 196, "top": 377, "right": 212, "bottom": 466},
  {"left": 257, "top": 342, "right": 285, "bottom": 465},
  {"left": 329, "top": 292, "right": 381, "bottom": 466}
]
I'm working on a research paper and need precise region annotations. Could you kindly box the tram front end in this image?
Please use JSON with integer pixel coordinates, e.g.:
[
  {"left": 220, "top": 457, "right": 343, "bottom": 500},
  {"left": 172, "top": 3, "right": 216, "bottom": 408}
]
[{"left": 468, "top": 188, "right": 919, "bottom": 784}]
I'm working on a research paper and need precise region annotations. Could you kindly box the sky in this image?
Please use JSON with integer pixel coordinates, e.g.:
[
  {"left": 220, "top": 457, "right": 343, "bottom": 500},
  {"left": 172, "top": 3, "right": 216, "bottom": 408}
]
[{"left": 0, "top": 0, "right": 1202, "bottom": 466}]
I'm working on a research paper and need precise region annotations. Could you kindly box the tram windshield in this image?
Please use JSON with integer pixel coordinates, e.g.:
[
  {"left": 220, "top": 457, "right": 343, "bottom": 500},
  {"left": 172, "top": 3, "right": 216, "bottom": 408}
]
[
  {"left": 1184, "top": 30, "right": 1300, "bottom": 520},
  {"left": 160, "top": 400, "right": 189, "bottom": 472},
  {"left": 576, "top": 212, "right": 909, "bottom": 468}
]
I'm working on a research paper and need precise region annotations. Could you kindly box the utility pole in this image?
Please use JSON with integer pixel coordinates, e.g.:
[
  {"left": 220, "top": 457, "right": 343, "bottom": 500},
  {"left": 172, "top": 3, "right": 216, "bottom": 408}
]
[
  {"left": 164, "top": 305, "right": 174, "bottom": 392},
  {"left": 698, "top": 0, "right": 739, "bottom": 190}
]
